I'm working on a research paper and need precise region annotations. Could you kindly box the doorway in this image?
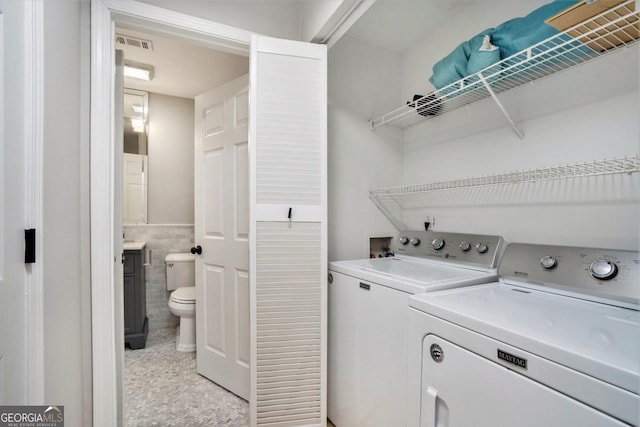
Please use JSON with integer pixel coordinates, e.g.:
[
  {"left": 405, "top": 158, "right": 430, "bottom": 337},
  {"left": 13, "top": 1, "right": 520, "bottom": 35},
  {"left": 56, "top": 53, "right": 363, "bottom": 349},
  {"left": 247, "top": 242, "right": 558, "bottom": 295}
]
[
  {"left": 117, "top": 26, "right": 250, "bottom": 425},
  {"left": 93, "top": 3, "right": 329, "bottom": 426},
  {"left": 91, "top": 2, "right": 253, "bottom": 424}
]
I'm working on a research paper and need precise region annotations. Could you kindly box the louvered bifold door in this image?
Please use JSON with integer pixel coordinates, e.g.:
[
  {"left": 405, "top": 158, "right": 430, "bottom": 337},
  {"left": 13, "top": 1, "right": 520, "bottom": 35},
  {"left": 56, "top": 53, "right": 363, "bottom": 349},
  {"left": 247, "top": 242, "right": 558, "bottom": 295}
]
[{"left": 249, "top": 35, "right": 327, "bottom": 427}]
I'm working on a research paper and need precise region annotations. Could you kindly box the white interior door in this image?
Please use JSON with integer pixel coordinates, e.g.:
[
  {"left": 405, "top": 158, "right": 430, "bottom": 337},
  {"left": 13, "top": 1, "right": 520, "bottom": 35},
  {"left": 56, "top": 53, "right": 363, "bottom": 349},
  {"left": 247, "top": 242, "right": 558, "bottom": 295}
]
[
  {"left": 249, "top": 35, "right": 327, "bottom": 427},
  {"left": 194, "top": 74, "right": 250, "bottom": 400},
  {"left": 122, "top": 152, "right": 147, "bottom": 224}
]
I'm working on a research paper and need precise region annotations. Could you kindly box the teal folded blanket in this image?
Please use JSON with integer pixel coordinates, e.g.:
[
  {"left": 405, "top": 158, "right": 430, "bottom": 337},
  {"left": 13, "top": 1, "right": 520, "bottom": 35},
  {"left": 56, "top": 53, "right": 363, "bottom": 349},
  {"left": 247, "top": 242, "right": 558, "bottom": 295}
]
[
  {"left": 429, "top": 28, "right": 495, "bottom": 90},
  {"left": 428, "top": 0, "right": 582, "bottom": 91}
]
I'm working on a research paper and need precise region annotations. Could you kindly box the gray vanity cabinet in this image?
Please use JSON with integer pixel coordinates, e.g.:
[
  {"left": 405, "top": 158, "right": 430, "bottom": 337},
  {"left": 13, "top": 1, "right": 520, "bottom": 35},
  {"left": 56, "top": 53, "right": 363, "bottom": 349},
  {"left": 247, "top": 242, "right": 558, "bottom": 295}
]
[{"left": 124, "top": 248, "right": 148, "bottom": 349}]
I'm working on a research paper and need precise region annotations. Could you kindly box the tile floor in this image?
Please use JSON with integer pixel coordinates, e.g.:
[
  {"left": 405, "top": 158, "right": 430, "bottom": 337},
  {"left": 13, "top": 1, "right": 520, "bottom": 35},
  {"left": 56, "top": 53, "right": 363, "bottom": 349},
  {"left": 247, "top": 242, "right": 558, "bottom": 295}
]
[
  {"left": 124, "top": 327, "right": 249, "bottom": 426},
  {"left": 125, "top": 327, "right": 336, "bottom": 426}
]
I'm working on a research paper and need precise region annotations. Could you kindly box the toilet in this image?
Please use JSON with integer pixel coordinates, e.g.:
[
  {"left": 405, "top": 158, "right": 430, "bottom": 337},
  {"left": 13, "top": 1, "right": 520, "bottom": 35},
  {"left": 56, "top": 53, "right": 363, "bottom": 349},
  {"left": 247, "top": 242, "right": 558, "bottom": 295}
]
[{"left": 165, "top": 253, "right": 196, "bottom": 352}]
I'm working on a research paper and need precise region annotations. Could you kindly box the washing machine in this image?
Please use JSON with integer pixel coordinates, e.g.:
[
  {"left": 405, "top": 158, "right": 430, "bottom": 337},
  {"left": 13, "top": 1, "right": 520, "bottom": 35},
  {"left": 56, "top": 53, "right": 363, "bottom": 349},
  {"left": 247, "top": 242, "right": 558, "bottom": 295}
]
[
  {"left": 407, "top": 242, "right": 640, "bottom": 427},
  {"left": 328, "top": 230, "right": 504, "bottom": 427}
]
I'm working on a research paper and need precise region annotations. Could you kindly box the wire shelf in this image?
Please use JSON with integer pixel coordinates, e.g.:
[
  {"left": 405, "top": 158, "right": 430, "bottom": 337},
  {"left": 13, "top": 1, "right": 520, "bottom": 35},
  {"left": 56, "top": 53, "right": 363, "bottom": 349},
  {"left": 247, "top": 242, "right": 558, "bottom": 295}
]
[
  {"left": 370, "top": 0, "right": 640, "bottom": 130},
  {"left": 370, "top": 154, "right": 640, "bottom": 230}
]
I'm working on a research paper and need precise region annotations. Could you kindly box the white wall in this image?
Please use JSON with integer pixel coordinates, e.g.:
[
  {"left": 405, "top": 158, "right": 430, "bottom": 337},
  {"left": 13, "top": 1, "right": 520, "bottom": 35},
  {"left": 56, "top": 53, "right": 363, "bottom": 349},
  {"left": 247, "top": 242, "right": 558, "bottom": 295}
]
[
  {"left": 138, "top": 0, "right": 353, "bottom": 43},
  {"left": 147, "top": 93, "right": 195, "bottom": 224},
  {"left": 301, "top": 0, "right": 343, "bottom": 42},
  {"left": 42, "top": 0, "right": 92, "bottom": 425},
  {"left": 327, "top": 35, "right": 404, "bottom": 261},
  {"left": 138, "top": 0, "right": 303, "bottom": 41},
  {"left": 136, "top": 0, "right": 362, "bottom": 45},
  {"left": 300, "top": 0, "right": 354, "bottom": 42}
]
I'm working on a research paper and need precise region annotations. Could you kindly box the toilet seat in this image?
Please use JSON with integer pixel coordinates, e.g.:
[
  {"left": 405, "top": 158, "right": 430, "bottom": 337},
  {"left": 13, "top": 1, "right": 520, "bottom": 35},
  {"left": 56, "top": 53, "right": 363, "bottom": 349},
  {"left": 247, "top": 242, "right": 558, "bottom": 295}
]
[{"left": 170, "top": 286, "right": 196, "bottom": 304}]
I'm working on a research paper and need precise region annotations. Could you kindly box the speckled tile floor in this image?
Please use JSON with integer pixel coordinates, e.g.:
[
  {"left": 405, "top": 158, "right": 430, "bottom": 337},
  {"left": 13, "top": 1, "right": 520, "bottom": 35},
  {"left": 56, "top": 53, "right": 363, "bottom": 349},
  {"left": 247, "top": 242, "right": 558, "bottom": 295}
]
[{"left": 124, "top": 327, "right": 250, "bottom": 426}]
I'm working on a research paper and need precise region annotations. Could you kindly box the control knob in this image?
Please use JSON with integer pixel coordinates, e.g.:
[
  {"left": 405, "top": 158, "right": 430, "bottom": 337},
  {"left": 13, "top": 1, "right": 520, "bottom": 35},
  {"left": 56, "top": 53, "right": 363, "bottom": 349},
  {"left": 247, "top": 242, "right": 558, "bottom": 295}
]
[
  {"left": 432, "top": 238, "right": 445, "bottom": 250},
  {"left": 459, "top": 241, "right": 471, "bottom": 252},
  {"left": 589, "top": 260, "right": 618, "bottom": 281},
  {"left": 399, "top": 236, "right": 409, "bottom": 245},
  {"left": 410, "top": 237, "right": 421, "bottom": 246},
  {"left": 475, "top": 243, "right": 488, "bottom": 254},
  {"left": 540, "top": 255, "right": 557, "bottom": 270}
]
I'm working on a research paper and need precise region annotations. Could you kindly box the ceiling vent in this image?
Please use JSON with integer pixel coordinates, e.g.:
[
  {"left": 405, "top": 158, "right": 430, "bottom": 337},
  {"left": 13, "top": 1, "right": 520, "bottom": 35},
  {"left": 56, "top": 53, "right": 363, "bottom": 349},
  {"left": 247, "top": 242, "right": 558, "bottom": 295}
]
[{"left": 115, "top": 34, "right": 153, "bottom": 51}]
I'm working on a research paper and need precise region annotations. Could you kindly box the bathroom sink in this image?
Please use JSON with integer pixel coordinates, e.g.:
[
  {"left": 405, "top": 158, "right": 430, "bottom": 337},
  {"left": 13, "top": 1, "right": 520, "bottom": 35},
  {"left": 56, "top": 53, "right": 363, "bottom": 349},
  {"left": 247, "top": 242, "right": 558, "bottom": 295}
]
[{"left": 123, "top": 241, "right": 146, "bottom": 251}]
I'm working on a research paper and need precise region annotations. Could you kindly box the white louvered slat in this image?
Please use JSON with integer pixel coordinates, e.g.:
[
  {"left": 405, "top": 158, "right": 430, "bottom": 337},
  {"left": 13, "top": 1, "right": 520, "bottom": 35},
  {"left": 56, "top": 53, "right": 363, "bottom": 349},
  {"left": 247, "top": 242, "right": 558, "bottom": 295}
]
[
  {"left": 258, "top": 352, "right": 322, "bottom": 362},
  {"left": 258, "top": 419, "right": 322, "bottom": 427},
  {"left": 250, "top": 35, "right": 327, "bottom": 427},
  {"left": 253, "top": 210, "right": 323, "bottom": 427},
  {"left": 255, "top": 51, "right": 323, "bottom": 207}
]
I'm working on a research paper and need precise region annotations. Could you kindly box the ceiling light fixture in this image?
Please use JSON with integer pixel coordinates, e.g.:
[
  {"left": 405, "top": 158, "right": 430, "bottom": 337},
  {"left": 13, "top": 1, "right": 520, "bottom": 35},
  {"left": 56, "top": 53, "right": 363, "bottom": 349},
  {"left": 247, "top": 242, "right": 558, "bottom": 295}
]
[
  {"left": 124, "top": 60, "right": 154, "bottom": 81},
  {"left": 131, "top": 105, "right": 146, "bottom": 114}
]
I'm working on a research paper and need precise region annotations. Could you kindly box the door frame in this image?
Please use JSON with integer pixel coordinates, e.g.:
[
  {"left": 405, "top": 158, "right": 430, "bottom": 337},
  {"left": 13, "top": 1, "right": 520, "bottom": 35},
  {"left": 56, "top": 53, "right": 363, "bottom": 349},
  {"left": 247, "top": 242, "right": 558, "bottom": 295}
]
[
  {"left": 23, "top": 0, "right": 45, "bottom": 404},
  {"left": 90, "top": 1, "right": 252, "bottom": 424}
]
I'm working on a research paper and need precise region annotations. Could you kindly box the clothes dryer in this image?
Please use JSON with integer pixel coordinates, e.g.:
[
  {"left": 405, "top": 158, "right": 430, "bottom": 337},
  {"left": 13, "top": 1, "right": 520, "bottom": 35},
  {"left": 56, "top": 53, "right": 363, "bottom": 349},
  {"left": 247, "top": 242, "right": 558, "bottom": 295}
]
[{"left": 407, "top": 243, "right": 640, "bottom": 427}]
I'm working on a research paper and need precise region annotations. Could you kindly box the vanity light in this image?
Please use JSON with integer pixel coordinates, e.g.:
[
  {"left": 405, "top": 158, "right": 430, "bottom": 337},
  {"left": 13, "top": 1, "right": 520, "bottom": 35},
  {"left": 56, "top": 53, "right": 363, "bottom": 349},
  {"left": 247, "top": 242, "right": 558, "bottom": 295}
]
[
  {"left": 131, "top": 118, "right": 146, "bottom": 133},
  {"left": 124, "top": 60, "right": 154, "bottom": 81}
]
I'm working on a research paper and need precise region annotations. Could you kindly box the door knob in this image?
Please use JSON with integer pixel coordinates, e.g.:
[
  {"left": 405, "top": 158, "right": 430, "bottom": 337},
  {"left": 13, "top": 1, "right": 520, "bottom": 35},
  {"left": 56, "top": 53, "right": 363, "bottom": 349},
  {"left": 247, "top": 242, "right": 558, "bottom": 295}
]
[{"left": 190, "top": 245, "right": 202, "bottom": 255}]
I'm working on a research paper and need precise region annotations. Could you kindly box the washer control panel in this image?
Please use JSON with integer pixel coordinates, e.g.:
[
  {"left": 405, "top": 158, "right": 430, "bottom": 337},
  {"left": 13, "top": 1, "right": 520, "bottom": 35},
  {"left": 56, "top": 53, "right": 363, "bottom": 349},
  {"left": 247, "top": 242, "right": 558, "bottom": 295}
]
[
  {"left": 500, "top": 243, "right": 640, "bottom": 309},
  {"left": 394, "top": 230, "right": 503, "bottom": 269}
]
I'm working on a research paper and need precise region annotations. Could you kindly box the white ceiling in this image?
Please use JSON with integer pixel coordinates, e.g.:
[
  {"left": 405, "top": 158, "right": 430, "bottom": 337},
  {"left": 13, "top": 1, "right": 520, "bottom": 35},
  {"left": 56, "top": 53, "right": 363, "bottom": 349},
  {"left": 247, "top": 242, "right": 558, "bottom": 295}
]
[
  {"left": 346, "top": 0, "right": 478, "bottom": 53},
  {"left": 116, "top": 27, "right": 249, "bottom": 99},
  {"left": 116, "top": 0, "right": 482, "bottom": 97}
]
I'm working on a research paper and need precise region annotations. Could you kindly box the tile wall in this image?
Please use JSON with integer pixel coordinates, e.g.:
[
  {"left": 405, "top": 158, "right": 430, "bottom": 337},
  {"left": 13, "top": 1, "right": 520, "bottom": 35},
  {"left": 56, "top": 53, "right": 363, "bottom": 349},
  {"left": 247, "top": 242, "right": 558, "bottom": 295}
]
[{"left": 123, "top": 224, "right": 195, "bottom": 332}]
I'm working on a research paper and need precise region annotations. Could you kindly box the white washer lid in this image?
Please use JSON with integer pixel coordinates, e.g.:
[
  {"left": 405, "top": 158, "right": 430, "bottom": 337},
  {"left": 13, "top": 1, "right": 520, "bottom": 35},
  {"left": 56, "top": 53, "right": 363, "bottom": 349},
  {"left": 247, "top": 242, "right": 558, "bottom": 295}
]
[
  {"left": 329, "top": 257, "right": 497, "bottom": 294},
  {"left": 165, "top": 253, "right": 195, "bottom": 262},
  {"left": 171, "top": 287, "right": 196, "bottom": 303}
]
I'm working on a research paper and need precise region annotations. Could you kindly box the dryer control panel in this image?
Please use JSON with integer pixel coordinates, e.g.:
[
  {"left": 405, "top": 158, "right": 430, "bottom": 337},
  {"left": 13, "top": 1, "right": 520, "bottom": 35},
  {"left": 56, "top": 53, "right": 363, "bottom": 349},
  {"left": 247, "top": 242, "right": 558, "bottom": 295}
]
[
  {"left": 500, "top": 243, "right": 640, "bottom": 310},
  {"left": 393, "top": 230, "right": 504, "bottom": 269}
]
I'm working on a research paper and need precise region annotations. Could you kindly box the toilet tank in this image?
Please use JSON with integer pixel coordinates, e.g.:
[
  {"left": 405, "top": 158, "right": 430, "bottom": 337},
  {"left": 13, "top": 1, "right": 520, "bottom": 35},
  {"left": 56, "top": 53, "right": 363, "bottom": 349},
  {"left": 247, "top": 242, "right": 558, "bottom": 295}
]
[{"left": 165, "top": 253, "right": 195, "bottom": 291}]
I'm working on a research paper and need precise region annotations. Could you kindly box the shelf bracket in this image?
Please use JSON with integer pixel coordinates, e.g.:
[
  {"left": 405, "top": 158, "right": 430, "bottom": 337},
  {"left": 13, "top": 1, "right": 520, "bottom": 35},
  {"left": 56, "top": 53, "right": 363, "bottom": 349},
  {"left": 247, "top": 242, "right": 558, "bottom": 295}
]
[
  {"left": 478, "top": 74, "right": 525, "bottom": 139},
  {"left": 370, "top": 193, "right": 406, "bottom": 231}
]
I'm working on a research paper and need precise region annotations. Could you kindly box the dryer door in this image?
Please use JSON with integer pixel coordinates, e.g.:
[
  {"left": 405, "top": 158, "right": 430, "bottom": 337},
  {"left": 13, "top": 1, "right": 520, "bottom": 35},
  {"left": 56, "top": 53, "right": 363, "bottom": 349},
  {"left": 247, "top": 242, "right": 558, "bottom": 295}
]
[{"left": 420, "top": 335, "right": 628, "bottom": 427}]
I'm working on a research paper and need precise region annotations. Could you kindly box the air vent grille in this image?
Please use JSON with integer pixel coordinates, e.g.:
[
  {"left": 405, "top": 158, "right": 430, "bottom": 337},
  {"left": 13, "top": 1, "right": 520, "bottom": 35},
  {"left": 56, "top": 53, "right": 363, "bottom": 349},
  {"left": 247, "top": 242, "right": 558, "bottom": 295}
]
[{"left": 115, "top": 34, "right": 153, "bottom": 51}]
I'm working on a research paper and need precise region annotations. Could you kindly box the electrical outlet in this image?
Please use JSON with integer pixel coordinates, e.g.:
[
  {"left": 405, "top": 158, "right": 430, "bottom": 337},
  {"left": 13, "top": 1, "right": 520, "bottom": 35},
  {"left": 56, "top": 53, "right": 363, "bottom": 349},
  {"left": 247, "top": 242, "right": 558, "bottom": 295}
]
[{"left": 425, "top": 214, "right": 436, "bottom": 230}]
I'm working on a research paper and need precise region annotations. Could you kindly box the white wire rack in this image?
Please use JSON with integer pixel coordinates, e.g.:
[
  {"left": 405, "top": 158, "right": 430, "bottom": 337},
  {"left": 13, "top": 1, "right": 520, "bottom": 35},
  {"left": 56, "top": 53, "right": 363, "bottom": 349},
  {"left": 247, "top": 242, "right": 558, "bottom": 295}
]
[
  {"left": 370, "top": 154, "right": 640, "bottom": 230},
  {"left": 370, "top": 0, "right": 640, "bottom": 132}
]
